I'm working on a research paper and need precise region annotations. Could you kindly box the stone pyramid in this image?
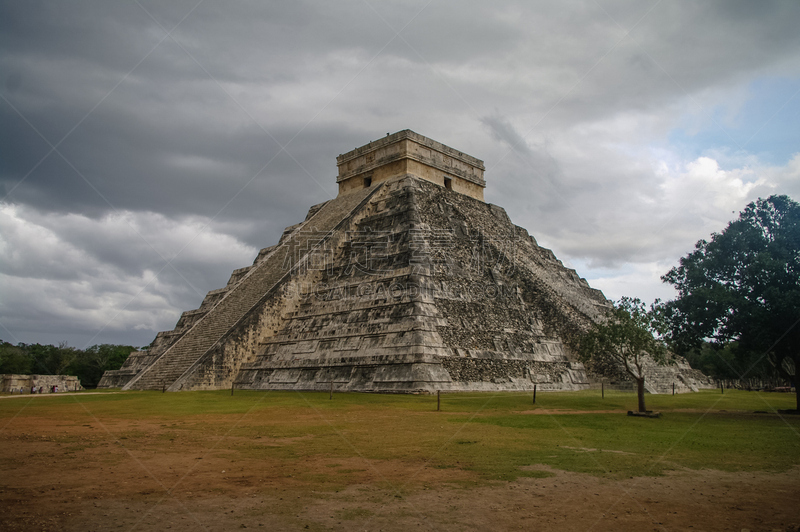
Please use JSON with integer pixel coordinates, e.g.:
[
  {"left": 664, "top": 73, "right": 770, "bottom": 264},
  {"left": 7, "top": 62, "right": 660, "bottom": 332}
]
[{"left": 99, "top": 130, "right": 708, "bottom": 393}]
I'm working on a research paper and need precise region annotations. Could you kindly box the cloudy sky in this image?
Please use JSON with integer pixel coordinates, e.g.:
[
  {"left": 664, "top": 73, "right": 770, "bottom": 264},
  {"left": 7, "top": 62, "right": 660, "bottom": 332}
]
[{"left": 2, "top": 0, "right": 799, "bottom": 348}]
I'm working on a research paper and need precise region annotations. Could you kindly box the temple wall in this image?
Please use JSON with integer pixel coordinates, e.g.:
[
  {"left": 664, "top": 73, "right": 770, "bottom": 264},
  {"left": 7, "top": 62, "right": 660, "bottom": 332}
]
[{"left": 337, "top": 130, "right": 485, "bottom": 201}]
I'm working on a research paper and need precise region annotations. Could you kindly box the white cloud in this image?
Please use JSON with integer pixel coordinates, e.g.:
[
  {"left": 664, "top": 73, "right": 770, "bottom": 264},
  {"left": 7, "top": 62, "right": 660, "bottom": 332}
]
[
  {"left": 491, "top": 100, "right": 795, "bottom": 250},
  {"left": 0, "top": 204, "right": 256, "bottom": 346},
  {"left": 661, "top": 156, "right": 764, "bottom": 214},
  {"left": 581, "top": 260, "right": 679, "bottom": 305},
  {"left": 527, "top": 143, "right": 799, "bottom": 303}
]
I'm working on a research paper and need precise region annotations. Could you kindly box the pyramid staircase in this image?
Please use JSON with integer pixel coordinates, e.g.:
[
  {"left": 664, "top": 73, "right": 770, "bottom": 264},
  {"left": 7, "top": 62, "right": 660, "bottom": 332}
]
[
  {"left": 237, "top": 178, "right": 454, "bottom": 392},
  {"left": 121, "top": 185, "right": 381, "bottom": 391}
]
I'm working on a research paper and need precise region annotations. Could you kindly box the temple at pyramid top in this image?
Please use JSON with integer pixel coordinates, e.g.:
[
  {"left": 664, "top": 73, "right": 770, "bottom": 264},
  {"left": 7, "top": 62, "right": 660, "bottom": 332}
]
[{"left": 336, "top": 129, "right": 487, "bottom": 201}]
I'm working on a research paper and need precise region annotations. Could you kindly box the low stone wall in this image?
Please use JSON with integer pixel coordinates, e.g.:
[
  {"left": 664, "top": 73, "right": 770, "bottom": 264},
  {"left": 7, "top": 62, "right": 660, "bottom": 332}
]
[{"left": 1, "top": 374, "right": 83, "bottom": 393}]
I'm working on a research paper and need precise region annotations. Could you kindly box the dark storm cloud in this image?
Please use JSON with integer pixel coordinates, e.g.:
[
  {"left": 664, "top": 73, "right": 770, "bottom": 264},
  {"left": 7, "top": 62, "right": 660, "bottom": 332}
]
[
  {"left": 2, "top": 0, "right": 800, "bottom": 345},
  {"left": 1, "top": 2, "right": 377, "bottom": 220},
  {"left": 4, "top": 0, "right": 799, "bottom": 218}
]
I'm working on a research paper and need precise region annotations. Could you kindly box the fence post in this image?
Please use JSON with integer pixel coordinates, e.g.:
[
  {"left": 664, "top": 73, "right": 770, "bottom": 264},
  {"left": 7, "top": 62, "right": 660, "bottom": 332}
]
[
  {"left": 231, "top": 382, "right": 234, "bottom": 396},
  {"left": 533, "top": 384, "right": 537, "bottom": 405},
  {"left": 601, "top": 382, "right": 604, "bottom": 399},
  {"left": 672, "top": 382, "right": 675, "bottom": 396},
  {"left": 330, "top": 381, "right": 333, "bottom": 400},
  {"left": 437, "top": 390, "right": 440, "bottom": 411},
  {"left": 721, "top": 381, "right": 724, "bottom": 394}
]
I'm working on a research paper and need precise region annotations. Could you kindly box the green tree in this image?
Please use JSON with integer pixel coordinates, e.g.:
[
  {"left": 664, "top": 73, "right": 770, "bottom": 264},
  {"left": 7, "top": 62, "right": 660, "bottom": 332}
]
[
  {"left": 67, "top": 344, "right": 135, "bottom": 388},
  {"left": 0, "top": 340, "right": 135, "bottom": 388},
  {"left": 27, "top": 342, "right": 78, "bottom": 375},
  {"left": 0, "top": 341, "right": 32, "bottom": 374},
  {"left": 662, "top": 195, "right": 800, "bottom": 410},
  {"left": 680, "top": 341, "right": 777, "bottom": 384},
  {"left": 579, "top": 297, "right": 668, "bottom": 413}
]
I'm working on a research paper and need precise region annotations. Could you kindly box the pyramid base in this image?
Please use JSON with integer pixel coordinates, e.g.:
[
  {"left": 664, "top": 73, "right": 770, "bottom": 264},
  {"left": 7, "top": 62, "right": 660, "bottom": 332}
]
[{"left": 234, "top": 356, "right": 589, "bottom": 394}]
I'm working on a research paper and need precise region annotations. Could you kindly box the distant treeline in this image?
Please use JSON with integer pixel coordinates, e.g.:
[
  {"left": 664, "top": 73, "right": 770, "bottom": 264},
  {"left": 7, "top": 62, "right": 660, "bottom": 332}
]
[
  {"left": 0, "top": 340, "right": 135, "bottom": 388},
  {"left": 679, "top": 341, "right": 789, "bottom": 388}
]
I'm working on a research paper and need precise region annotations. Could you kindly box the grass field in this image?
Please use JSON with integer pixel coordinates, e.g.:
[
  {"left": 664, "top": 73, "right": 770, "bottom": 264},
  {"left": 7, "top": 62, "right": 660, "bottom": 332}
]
[{"left": 1, "top": 388, "right": 799, "bottom": 531}]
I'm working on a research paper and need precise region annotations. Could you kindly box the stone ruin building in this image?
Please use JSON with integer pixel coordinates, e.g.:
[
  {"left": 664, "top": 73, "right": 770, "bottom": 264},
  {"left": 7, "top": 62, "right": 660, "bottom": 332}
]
[
  {"left": 99, "top": 130, "right": 710, "bottom": 393},
  {"left": 2, "top": 374, "right": 83, "bottom": 393}
]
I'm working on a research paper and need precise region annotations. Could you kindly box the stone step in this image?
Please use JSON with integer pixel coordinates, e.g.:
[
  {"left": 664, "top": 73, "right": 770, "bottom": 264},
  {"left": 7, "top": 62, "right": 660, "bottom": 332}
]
[{"left": 123, "top": 185, "right": 379, "bottom": 391}]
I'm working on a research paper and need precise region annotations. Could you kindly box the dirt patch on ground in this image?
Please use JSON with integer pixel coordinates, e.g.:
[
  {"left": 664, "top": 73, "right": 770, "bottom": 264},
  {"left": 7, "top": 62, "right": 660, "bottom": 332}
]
[
  {"left": 516, "top": 409, "right": 629, "bottom": 415},
  {"left": 2, "top": 402, "right": 799, "bottom": 531}
]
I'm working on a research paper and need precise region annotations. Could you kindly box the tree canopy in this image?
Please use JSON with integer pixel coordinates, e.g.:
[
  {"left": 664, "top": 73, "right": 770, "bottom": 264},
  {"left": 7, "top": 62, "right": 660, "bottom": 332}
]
[{"left": 661, "top": 194, "right": 800, "bottom": 409}]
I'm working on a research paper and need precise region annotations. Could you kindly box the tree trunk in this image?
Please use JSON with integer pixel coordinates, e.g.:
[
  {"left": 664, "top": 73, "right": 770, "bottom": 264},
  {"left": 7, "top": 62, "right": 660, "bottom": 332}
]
[{"left": 637, "top": 377, "right": 646, "bottom": 413}]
